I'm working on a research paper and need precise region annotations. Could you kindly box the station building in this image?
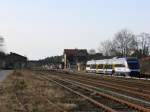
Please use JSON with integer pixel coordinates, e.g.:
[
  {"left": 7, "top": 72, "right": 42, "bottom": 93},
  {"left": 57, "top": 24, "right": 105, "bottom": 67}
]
[{"left": 63, "top": 49, "right": 88, "bottom": 71}]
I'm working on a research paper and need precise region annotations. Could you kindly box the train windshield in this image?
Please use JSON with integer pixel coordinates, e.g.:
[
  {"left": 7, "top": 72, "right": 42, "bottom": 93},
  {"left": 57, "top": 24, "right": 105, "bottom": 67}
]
[{"left": 127, "top": 61, "right": 139, "bottom": 69}]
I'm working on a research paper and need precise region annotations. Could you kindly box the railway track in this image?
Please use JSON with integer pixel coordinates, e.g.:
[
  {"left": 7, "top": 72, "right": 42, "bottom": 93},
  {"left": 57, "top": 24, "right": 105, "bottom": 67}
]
[
  {"left": 71, "top": 71, "right": 150, "bottom": 91},
  {"left": 84, "top": 74, "right": 150, "bottom": 96},
  {"left": 41, "top": 70, "right": 150, "bottom": 89},
  {"left": 41, "top": 71, "right": 150, "bottom": 102},
  {"left": 76, "top": 72, "right": 150, "bottom": 90},
  {"left": 84, "top": 76, "right": 150, "bottom": 94},
  {"left": 37, "top": 72, "right": 150, "bottom": 112},
  {"left": 58, "top": 75, "right": 150, "bottom": 106},
  {"left": 36, "top": 75, "right": 105, "bottom": 112},
  {"left": 55, "top": 73, "right": 150, "bottom": 102},
  {"left": 100, "top": 76, "right": 150, "bottom": 89},
  {"left": 36, "top": 75, "right": 108, "bottom": 112},
  {"left": 58, "top": 71, "right": 150, "bottom": 93}
]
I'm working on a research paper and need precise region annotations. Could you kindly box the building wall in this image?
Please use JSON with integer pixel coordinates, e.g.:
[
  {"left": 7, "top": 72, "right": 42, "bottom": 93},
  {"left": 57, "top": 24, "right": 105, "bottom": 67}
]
[{"left": 63, "top": 49, "right": 87, "bottom": 71}]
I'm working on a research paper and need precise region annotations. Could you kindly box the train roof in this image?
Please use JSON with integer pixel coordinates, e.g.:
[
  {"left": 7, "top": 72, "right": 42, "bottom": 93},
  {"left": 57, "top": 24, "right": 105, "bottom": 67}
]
[
  {"left": 87, "top": 60, "right": 96, "bottom": 64},
  {"left": 87, "top": 57, "right": 138, "bottom": 64}
]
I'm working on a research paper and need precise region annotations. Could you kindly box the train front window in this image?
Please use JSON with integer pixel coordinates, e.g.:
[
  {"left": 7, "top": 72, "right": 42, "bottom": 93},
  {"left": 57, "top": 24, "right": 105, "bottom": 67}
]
[{"left": 127, "top": 61, "right": 139, "bottom": 69}]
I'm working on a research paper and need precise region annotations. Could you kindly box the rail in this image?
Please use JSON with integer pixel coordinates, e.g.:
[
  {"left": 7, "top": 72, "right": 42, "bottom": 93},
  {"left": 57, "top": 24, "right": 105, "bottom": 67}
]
[{"left": 37, "top": 73, "right": 150, "bottom": 112}]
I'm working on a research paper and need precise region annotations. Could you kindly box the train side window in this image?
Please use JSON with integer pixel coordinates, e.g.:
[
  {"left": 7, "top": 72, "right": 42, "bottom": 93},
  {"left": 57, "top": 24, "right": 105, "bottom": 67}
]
[
  {"left": 108, "top": 65, "right": 112, "bottom": 69},
  {"left": 90, "top": 64, "right": 96, "bottom": 69},
  {"left": 97, "top": 64, "right": 103, "bottom": 69},
  {"left": 105, "top": 64, "right": 112, "bottom": 69}
]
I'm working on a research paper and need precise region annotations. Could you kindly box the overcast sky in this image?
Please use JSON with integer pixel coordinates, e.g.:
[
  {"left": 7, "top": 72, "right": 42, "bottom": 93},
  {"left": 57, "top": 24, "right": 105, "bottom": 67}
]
[{"left": 0, "top": 0, "right": 150, "bottom": 60}]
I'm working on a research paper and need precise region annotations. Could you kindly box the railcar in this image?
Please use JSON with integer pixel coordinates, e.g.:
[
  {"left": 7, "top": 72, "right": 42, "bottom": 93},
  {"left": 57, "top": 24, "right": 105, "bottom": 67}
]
[
  {"left": 86, "top": 57, "right": 140, "bottom": 77},
  {"left": 86, "top": 60, "right": 96, "bottom": 73}
]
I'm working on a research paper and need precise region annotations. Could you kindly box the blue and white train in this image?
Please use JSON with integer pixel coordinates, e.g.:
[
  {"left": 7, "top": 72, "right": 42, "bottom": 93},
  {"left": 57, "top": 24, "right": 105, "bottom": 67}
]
[{"left": 86, "top": 57, "right": 140, "bottom": 77}]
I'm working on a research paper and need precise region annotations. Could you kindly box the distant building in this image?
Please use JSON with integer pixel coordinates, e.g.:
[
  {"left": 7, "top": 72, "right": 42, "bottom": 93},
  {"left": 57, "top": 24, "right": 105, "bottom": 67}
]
[
  {"left": 63, "top": 49, "right": 88, "bottom": 71},
  {"left": 5, "top": 52, "right": 27, "bottom": 69},
  {"left": 27, "top": 60, "right": 41, "bottom": 69}
]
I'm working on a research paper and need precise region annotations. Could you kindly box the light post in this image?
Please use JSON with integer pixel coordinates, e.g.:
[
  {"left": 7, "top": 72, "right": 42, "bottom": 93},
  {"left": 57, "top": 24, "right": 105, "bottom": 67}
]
[{"left": 94, "top": 60, "right": 96, "bottom": 74}]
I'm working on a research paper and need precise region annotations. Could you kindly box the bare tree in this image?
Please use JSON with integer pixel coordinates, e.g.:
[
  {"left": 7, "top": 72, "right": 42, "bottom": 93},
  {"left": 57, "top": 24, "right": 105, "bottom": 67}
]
[
  {"left": 137, "top": 33, "right": 150, "bottom": 56},
  {"left": 113, "top": 29, "right": 137, "bottom": 57},
  {"left": 98, "top": 29, "right": 150, "bottom": 57},
  {"left": 98, "top": 40, "right": 114, "bottom": 56},
  {"left": 88, "top": 49, "right": 96, "bottom": 54}
]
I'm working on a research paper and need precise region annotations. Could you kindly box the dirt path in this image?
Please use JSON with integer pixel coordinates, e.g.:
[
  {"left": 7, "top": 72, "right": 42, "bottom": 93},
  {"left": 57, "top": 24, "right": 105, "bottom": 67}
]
[{"left": 0, "top": 70, "right": 13, "bottom": 82}]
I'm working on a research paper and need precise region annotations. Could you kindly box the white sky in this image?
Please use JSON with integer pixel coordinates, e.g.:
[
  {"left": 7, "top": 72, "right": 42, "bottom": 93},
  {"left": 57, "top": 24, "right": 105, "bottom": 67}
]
[{"left": 0, "top": 0, "right": 150, "bottom": 60}]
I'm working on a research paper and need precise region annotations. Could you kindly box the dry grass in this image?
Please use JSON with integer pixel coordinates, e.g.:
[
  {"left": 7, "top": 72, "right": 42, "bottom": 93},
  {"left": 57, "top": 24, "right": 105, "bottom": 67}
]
[{"left": 0, "top": 70, "right": 80, "bottom": 112}]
